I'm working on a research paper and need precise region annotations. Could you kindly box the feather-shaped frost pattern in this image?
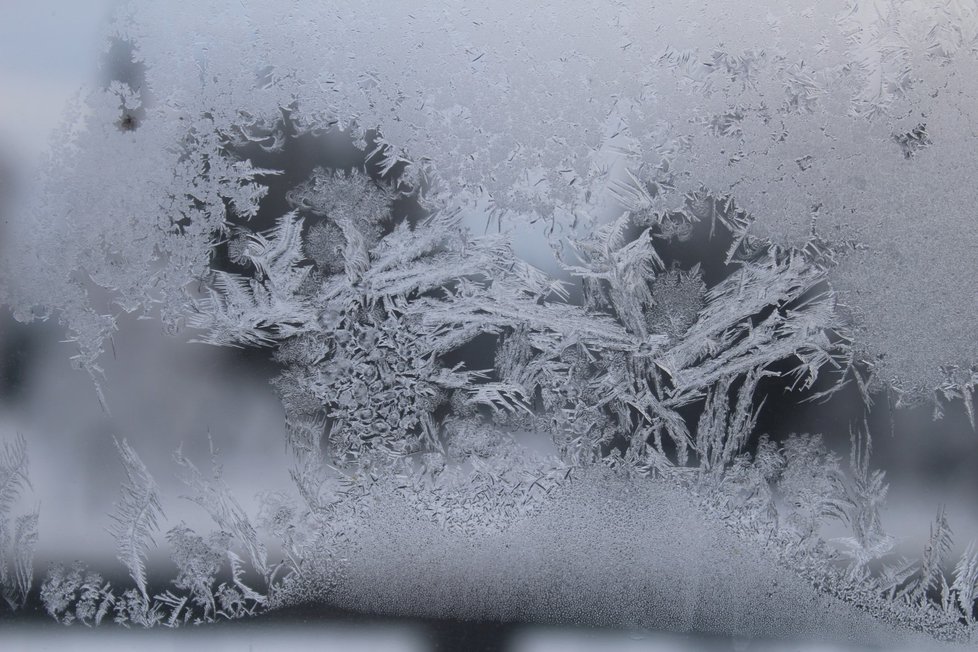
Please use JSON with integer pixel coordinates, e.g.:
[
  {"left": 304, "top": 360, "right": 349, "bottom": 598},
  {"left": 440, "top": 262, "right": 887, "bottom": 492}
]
[
  {"left": 243, "top": 212, "right": 306, "bottom": 282},
  {"left": 952, "top": 543, "right": 978, "bottom": 623},
  {"left": 0, "top": 433, "right": 30, "bottom": 515},
  {"left": 188, "top": 213, "right": 317, "bottom": 348},
  {"left": 173, "top": 443, "right": 267, "bottom": 577},
  {"left": 108, "top": 438, "right": 164, "bottom": 601}
]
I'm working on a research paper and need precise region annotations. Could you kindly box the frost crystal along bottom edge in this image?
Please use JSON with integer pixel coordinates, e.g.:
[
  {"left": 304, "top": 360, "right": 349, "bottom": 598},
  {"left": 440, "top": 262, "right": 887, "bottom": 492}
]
[{"left": 1, "top": 2, "right": 978, "bottom": 651}]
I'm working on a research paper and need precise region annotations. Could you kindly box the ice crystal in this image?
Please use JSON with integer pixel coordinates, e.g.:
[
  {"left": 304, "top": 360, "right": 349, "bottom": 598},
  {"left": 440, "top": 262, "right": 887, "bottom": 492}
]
[
  {"left": 6, "top": 1, "right": 978, "bottom": 646},
  {"left": 40, "top": 563, "right": 113, "bottom": 626},
  {"left": 0, "top": 433, "right": 37, "bottom": 612},
  {"left": 6, "top": 0, "right": 978, "bottom": 392},
  {"left": 166, "top": 525, "right": 227, "bottom": 618},
  {"left": 41, "top": 441, "right": 277, "bottom": 627},
  {"left": 107, "top": 438, "right": 163, "bottom": 601}
]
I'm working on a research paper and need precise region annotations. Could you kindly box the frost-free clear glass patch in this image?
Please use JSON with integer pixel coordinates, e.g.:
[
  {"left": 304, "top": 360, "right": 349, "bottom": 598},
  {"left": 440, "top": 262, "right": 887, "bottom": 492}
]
[{"left": 1, "top": 2, "right": 977, "bottom": 650}]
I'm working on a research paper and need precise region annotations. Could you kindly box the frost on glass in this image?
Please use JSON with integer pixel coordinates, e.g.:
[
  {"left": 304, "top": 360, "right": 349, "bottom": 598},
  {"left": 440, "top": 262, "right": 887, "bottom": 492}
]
[
  {"left": 1, "top": 0, "right": 977, "bottom": 648},
  {"left": 0, "top": 434, "right": 36, "bottom": 612}
]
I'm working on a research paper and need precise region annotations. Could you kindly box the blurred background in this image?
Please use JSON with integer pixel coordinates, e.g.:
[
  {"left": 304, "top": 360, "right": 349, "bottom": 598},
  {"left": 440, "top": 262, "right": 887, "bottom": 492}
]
[
  {"left": 0, "top": 3, "right": 977, "bottom": 650},
  {"left": 0, "top": 617, "right": 954, "bottom": 652},
  {"left": 0, "top": 0, "right": 296, "bottom": 569}
]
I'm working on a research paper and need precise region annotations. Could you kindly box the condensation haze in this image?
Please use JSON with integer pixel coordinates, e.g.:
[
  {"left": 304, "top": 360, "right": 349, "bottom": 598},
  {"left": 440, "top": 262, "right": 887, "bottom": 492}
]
[{"left": 2, "top": 2, "right": 978, "bottom": 651}]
